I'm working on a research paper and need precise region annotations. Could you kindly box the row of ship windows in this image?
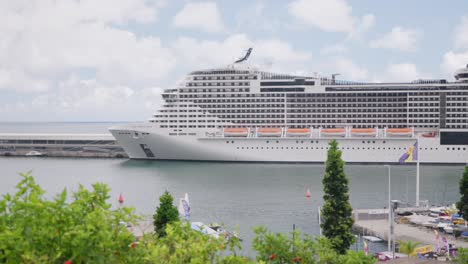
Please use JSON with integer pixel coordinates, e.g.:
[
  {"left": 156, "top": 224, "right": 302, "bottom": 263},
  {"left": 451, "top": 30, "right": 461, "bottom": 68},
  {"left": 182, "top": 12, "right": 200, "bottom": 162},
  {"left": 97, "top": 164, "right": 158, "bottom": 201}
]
[
  {"left": 231, "top": 120, "right": 406, "bottom": 124},
  {"left": 213, "top": 114, "right": 410, "bottom": 118},
  {"left": 193, "top": 75, "right": 256, "bottom": 80},
  {"left": 186, "top": 82, "right": 250, "bottom": 87},
  {"left": 190, "top": 103, "right": 408, "bottom": 108},
  {"left": 177, "top": 101, "right": 410, "bottom": 108},
  {"left": 175, "top": 100, "right": 463, "bottom": 108},
  {"left": 160, "top": 125, "right": 216, "bottom": 128},
  {"left": 228, "top": 140, "right": 386, "bottom": 144},
  {"left": 230, "top": 146, "right": 467, "bottom": 151},
  {"left": 159, "top": 108, "right": 409, "bottom": 113},
  {"left": 179, "top": 89, "right": 250, "bottom": 94},
  {"left": 157, "top": 124, "right": 457, "bottom": 129},
  {"left": 153, "top": 119, "right": 466, "bottom": 126}
]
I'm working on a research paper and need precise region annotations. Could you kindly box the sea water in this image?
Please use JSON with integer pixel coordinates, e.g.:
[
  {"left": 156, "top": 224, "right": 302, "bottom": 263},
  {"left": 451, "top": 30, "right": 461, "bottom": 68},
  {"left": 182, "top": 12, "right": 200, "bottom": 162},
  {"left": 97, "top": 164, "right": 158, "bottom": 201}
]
[{"left": 0, "top": 122, "right": 465, "bottom": 256}]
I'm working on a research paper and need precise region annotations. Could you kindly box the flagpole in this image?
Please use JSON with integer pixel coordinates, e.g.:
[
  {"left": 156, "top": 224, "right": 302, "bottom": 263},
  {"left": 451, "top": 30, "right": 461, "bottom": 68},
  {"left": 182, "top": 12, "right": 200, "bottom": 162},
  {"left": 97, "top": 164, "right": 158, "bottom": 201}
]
[{"left": 416, "top": 137, "right": 420, "bottom": 207}]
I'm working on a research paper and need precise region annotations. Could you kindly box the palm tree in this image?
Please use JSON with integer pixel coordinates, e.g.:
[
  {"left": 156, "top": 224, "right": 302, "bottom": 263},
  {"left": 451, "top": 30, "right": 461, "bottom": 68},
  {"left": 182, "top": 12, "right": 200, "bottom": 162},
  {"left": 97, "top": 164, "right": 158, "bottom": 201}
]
[{"left": 398, "top": 240, "right": 421, "bottom": 257}]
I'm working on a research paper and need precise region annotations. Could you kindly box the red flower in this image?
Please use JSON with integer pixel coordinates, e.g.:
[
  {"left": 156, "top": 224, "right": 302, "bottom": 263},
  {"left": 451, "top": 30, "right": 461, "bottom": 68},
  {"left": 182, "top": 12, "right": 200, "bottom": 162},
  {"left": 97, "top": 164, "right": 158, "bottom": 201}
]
[
  {"left": 129, "top": 241, "right": 139, "bottom": 248},
  {"left": 269, "top": 253, "right": 277, "bottom": 260},
  {"left": 64, "top": 260, "right": 72, "bottom": 264},
  {"left": 293, "top": 256, "right": 301, "bottom": 263}
]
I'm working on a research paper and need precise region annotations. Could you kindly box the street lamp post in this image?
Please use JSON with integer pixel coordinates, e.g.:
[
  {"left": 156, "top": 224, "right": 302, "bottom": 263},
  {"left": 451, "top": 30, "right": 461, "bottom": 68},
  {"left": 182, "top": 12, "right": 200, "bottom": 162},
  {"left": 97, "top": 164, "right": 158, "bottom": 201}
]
[{"left": 384, "top": 165, "right": 391, "bottom": 252}]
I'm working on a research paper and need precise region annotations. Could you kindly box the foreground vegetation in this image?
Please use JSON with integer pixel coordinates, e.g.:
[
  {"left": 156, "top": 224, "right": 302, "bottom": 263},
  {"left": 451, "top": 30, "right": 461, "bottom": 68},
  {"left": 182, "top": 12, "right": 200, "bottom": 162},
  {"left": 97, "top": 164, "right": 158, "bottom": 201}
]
[
  {"left": 0, "top": 172, "right": 380, "bottom": 263},
  {"left": 4, "top": 167, "right": 468, "bottom": 263}
]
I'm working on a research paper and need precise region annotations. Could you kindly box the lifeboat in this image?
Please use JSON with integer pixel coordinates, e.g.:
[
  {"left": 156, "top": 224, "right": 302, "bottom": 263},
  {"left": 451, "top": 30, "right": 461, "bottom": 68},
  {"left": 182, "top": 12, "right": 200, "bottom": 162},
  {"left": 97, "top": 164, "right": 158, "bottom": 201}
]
[
  {"left": 422, "top": 132, "right": 437, "bottom": 138},
  {"left": 286, "top": 128, "right": 311, "bottom": 137},
  {"left": 223, "top": 128, "right": 248, "bottom": 137},
  {"left": 320, "top": 128, "right": 345, "bottom": 137},
  {"left": 257, "top": 127, "right": 282, "bottom": 137},
  {"left": 350, "top": 128, "right": 377, "bottom": 137},
  {"left": 386, "top": 128, "right": 413, "bottom": 137}
]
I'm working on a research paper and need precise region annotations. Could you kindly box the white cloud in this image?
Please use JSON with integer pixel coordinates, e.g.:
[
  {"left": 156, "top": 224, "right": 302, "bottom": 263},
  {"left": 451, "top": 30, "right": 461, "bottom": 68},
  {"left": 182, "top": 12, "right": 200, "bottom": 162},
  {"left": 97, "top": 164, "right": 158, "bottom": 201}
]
[
  {"left": 172, "top": 34, "right": 311, "bottom": 71},
  {"left": 455, "top": 16, "right": 468, "bottom": 49},
  {"left": 370, "top": 27, "right": 420, "bottom": 52},
  {"left": 0, "top": 0, "right": 175, "bottom": 93},
  {"left": 441, "top": 51, "right": 468, "bottom": 74},
  {"left": 321, "top": 44, "right": 348, "bottom": 54},
  {"left": 383, "top": 63, "right": 428, "bottom": 82},
  {"left": 333, "top": 58, "right": 368, "bottom": 80},
  {"left": 173, "top": 2, "right": 225, "bottom": 33},
  {"left": 24, "top": 77, "right": 163, "bottom": 121},
  {"left": 288, "top": 0, "right": 374, "bottom": 34}
]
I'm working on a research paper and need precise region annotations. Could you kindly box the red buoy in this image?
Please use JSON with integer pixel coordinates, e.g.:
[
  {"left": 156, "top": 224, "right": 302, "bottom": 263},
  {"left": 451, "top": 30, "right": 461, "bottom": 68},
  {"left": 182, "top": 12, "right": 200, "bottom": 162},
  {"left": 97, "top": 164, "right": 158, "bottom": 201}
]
[
  {"left": 305, "top": 188, "right": 311, "bottom": 198},
  {"left": 118, "top": 193, "right": 124, "bottom": 204}
]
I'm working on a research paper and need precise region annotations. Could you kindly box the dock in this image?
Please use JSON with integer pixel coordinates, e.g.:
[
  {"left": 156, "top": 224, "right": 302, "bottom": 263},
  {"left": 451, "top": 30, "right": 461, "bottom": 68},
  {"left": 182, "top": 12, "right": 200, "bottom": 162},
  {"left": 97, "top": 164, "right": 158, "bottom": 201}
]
[
  {"left": 353, "top": 209, "right": 468, "bottom": 249},
  {"left": 0, "top": 133, "right": 127, "bottom": 158}
]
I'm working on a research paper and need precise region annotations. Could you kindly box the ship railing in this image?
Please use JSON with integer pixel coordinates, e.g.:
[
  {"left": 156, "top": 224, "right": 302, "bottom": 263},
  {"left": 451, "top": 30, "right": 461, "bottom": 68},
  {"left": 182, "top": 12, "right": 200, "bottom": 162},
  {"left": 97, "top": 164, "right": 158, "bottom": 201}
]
[
  {"left": 202, "top": 127, "right": 420, "bottom": 139},
  {"left": 322, "top": 79, "right": 449, "bottom": 86}
]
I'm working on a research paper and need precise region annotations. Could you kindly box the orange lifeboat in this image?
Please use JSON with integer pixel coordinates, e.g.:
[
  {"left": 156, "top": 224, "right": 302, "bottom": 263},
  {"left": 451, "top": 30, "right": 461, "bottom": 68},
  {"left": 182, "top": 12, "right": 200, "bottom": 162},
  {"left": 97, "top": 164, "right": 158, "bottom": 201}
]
[
  {"left": 286, "top": 128, "right": 311, "bottom": 137},
  {"left": 422, "top": 132, "right": 437, "bottom": 138},
  {"left": 224, "top": 127, "right": 248, "bottom": 137},
  {"left": 320, "top": 128, "right": 346, "bottom": 137},
  {"left": 257, "top": 127, "right": 282, "bottom": 137},
  {"left": 351, "top": 128, "right": 377, "bottom": 137},
  {"left": 386, "top": 128, "right": 413, "bottom": 137}
]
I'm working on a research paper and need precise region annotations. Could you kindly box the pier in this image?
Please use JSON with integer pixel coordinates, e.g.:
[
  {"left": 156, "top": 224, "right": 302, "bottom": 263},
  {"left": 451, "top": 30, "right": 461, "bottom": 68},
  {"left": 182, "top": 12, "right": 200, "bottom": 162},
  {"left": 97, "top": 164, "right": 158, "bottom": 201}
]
[
  {"left": 0, "top": 133, "right": 127, "bottom": 158},
  {"left": 353, "top": 209, "right": 468, "bottom": 249}
]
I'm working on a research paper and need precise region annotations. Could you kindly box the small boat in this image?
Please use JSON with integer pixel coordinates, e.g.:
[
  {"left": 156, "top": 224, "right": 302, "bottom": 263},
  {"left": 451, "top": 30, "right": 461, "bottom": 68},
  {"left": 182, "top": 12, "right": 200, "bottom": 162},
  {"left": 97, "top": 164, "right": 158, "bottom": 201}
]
[
  {"left": 376, "top": 251, "right": 407, "bottom": 260},
  {"left": 223, "top": 128, "right": 248, "bottom": 137},
  {"left": 362, "top": 235, "right": 383, "bottom": 242},
  {"left": 350, "top": 128, "right": 377, "bottom": 137},
  {"left": 209, "top": 223, "right": 242, "bottom": 241},
  {"left": 25, "top": 150, "right": 44, "bottom": 157},
  {"left": 286, "top": 128, "right": 311, "bottom": 137},
  {"left": 386, "top": 128, "right": 413, "bottom": 137},
  {"left": 320, "top": 128, "right": 345, "bottom": 137},
  {"left": 257, "top": 128, "right": 282, "bottom": 137},
  {"left": 422, "top": 220, "right": 439, "bottom": 229},
  {"left": 190, "top": 222, "right": 219, "bottom": 238},
  {"left": 444, "top": 224, "right": 454, "bottom": 234}
]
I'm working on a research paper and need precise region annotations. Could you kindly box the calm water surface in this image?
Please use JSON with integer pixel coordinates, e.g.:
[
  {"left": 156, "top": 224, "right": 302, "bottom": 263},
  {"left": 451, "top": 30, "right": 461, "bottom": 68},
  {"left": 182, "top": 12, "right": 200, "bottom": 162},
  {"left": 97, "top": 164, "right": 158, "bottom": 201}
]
[
  {"left": 0, "top": 157, "right": 464, "bottom": 255},
  {"left": 0, "top": 122, "right": 465, "bottom": 255}
]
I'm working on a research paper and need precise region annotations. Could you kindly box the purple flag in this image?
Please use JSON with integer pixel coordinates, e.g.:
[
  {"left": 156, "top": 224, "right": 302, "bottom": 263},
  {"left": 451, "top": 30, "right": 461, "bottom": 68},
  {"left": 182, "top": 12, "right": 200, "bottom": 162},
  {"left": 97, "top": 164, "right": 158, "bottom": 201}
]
[{"left": 399, "top": 142, "right": 418, "bottom": 163}]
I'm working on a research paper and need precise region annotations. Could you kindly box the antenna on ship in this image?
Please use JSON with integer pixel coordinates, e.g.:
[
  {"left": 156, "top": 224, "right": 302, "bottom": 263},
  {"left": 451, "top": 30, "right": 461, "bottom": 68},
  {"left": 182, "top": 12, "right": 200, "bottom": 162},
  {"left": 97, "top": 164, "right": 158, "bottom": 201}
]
[
  {"left": 331, "top": 73, "right": 340, "bottom": 84},
  {"left": 234, "top": 48, "right": 253, "bottom": 63}
]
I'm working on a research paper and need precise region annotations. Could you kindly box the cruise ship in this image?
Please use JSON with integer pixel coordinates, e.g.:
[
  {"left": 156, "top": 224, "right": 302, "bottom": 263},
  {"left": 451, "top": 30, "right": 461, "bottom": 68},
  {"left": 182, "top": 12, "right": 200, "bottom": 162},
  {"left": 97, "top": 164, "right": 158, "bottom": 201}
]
[{"left": 110, "top": 49, "right": 468, "bottom": 163}]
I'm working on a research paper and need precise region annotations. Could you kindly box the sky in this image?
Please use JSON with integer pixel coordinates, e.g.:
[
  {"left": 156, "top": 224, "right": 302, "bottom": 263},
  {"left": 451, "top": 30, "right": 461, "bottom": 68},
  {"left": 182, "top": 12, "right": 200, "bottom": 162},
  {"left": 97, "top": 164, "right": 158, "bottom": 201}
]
[{"left": 1, "top": 0, "right": 468, "bottom": 122}]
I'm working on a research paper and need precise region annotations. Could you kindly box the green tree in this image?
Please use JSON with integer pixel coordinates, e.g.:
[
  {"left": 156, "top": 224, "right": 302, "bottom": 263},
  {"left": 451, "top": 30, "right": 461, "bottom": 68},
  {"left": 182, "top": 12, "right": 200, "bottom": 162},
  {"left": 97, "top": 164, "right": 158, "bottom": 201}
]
[
  {"left": 397, "top": 240, "right": 420, "bottom": 257},
  {"left": 457, "top": 167, "right": 468, "bottom": 221},
  {"left": 142, "top": 222, "right": 251, "bottom": 264},
  {"left": 252, "top": 227, "right": 375, "bottom": 264},
  {"left": 454, "top": 247, "right": 468, "bottom": 264},
  {"left": 153, "top": 190, "right": 179, "bottom": 237},
  {"left": 0, "top": 172, "right": 139, "bottom": 263},
  {"left": 321, "top": 140, "right": 355, "bottom": 254},
  {"left": 252, "top": 226, "right": 317, "bottom": 264}
]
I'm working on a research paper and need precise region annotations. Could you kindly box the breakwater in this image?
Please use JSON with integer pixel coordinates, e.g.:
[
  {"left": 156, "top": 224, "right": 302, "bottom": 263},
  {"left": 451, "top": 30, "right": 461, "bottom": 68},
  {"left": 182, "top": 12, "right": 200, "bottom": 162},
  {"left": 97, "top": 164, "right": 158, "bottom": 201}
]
[{"left": 0, "top": 133, "right": 127, "bottom": 158}]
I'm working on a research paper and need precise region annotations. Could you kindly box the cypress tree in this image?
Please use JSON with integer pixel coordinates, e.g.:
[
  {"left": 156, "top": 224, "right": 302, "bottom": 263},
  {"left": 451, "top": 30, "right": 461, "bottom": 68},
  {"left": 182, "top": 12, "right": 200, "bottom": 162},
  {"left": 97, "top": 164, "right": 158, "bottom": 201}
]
[
  {"left": 457, "top": 166, "right": 468, "bottom": 221},
  {"left": 153, "top": 190, "right": 179, "bottom": 237},
  {"left": 321, "top": 140, "right": 355, "bottom": 254}
]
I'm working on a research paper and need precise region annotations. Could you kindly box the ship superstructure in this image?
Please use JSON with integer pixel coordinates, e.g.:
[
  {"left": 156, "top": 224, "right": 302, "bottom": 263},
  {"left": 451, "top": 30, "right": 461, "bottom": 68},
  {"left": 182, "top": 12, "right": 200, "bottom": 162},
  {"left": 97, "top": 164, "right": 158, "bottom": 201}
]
[{"left": 110, "top": 51, "right": 468, "bottom": 163}]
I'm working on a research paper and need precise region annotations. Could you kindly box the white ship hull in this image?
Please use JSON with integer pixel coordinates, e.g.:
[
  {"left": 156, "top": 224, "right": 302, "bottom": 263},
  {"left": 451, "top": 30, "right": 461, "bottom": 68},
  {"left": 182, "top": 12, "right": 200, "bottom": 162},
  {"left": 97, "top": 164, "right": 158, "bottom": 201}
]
[{"left": 110, "top": 127, "right": 468, "bottom": 164}]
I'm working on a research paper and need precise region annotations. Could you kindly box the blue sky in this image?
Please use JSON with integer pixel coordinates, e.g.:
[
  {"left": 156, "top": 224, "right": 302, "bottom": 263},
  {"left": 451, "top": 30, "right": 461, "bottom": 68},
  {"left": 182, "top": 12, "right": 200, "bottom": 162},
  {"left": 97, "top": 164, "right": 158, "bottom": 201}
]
[{"left": 0, "top": 0, "right": 467, "bottom": 122}]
